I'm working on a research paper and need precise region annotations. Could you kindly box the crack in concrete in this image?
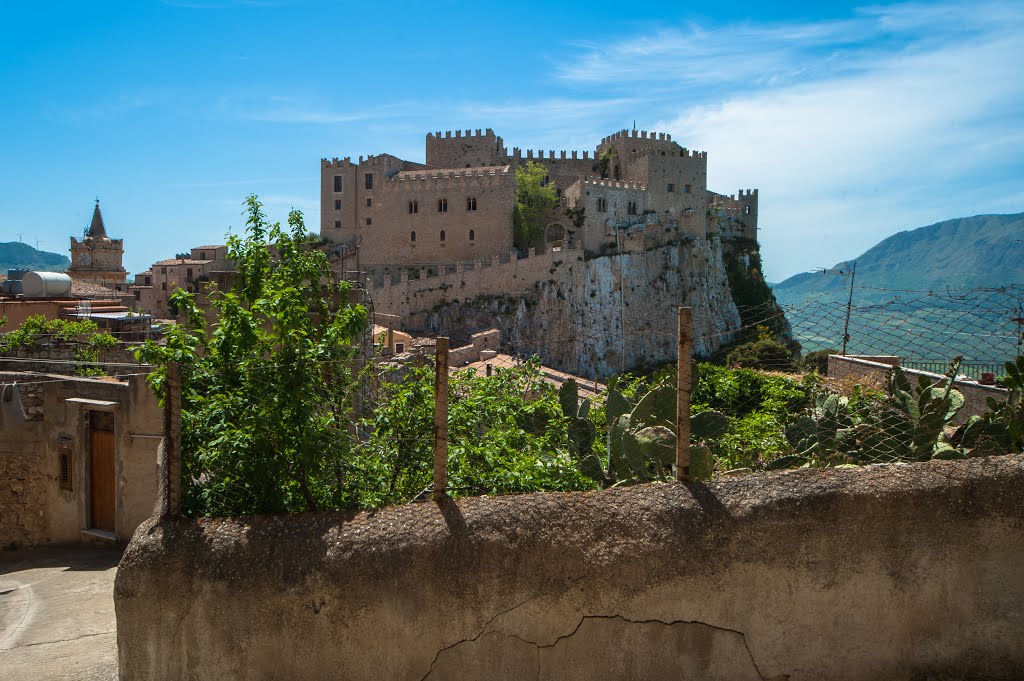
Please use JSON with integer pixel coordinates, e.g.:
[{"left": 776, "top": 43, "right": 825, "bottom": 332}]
[
  {"left": 21, "top": 631, "right": 115, "bottom": 648},
  {"left": 416, "top": 594, "right": 541, "bottom": 681},
  {"left": 420, "top": 610, "right": 781, "bottom": 681}
]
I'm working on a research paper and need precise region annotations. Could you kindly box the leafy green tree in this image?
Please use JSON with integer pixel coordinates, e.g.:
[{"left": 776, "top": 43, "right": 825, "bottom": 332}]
[
  {"left": 513, "top": 161, "right": 558, "bottom": 249},
  {"left": 134, "top": 195, "right": 368, "bottom": 515},
  {"left": 0, "top": 314, "right": 117, "bottom": 376}
]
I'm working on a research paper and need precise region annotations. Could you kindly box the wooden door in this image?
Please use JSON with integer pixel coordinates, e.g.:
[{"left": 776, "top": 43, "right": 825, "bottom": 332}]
[{"left": 89, "top": 413, "right": 116, "bottom": 532}]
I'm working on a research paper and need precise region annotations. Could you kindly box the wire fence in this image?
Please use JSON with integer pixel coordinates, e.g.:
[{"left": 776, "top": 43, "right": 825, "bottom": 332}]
[{"left": 137, "top": 282, "right": 1024, "bottom": 518}]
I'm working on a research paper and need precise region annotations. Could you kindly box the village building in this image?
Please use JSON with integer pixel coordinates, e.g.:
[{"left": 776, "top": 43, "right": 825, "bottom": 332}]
[{"left": 129, "top": 244, "right": 230, "bottom": 318}]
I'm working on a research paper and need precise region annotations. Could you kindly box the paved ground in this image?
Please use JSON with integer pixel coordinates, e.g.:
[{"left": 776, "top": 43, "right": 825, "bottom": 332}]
[{"left": 0, "top": 547, "right": 121, "bottom": 681}]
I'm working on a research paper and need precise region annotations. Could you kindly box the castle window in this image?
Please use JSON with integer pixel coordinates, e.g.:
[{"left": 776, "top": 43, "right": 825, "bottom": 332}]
[
  {"left": 161, "top": 266, "right": 167, "bottom": 274},
  {"left": 466, "top": 197, "right": 477, "bottom": 211},
  {"left": 134, "top": 290, "right": 140, "bottom": 301},
  {"left": 627, "top": 201, "right": 637, "bottom": 215},
  {"left": 597, "top": 197, "right": 607, "bottom": 212},
  {"left": 438, "top": 198, "right": 448, "bottom": 212},
  {"left": 335, "top": 220, "right": 341, "bottom": 229},
  {"left": 186, "top": 268, "right": 193, "bottom": 283},
  {"left": 366, "top": 217, "right": 372, "bottom": 226},
  {"left": 469, "top": 229, "right": 475, "bottom": 242},
  {"left": 410, "top": 231, "right": 416, "bottom": 242},
  {"left": 409, "top": 200, "right": 418, "bottom": 214},
  {"left": 667, "top": 183, "right": 674, "bottom": 193},
  {"left": 440, "top": 230, "right": 446, "bottom": 242},
  {"left": 613, "top": 165, "right": 620, "bottom": 180},
  {"left": 395, "top": 342, "right": 405, "bottom": 353},
  {"left": 335, "top": 199, "right": 341, "bottom": 210},
  {"left": 684, "top": 184, "right": 691, "bottom": 194},
  {"left": 364, "top": 173, "right": 373, "bottom": 190},
  {"left": 333, "top": 175, "right": 343, "bottom": 192},
  {"left": 366, "top": 198, "right": 372, "bottom": 208},
  {"left": 745, "top": 206, "right": 751, "bottom": 215},
  {"left": 145, "top": 276, "right": 151, "bottom": 285},
  {"left": 200, "top": 251, "right": 207, "bottom": 259},
  {"left": 162, "top": 282, "right": 167, "bottom": 291}
]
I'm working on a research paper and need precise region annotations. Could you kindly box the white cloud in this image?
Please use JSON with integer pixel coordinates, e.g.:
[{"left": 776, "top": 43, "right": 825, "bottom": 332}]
[{"left": 559, "top": 1, "right": 1024, "bottom": 280}]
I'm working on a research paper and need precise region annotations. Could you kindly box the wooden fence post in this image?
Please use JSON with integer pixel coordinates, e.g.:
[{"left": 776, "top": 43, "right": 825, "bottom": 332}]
[
  {"left": 161, "top": 361, "right": 182, "bottom": 517},
  {"left": 433, "top": 337, "right": 449, "bottom": 500},
  {"left": 676, "top": 307, "right": 693, "bottom": 482}
]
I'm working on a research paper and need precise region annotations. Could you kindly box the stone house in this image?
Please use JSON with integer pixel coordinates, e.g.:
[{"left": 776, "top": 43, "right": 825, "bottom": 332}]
[
  {"left": 0, "top": 370, "right": 161, "bottom": 547},
  {"left": 129, "top": 245, "right": 230, "bottom": 318}
]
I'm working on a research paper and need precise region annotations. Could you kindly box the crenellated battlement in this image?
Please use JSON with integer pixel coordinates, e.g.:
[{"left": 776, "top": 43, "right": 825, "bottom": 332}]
[
  {"left": 322, "top": 157, "right": 354, "bottom": 169},
  {"left": 508, "top": 148, "right": 592, "bottom": 161},
  {"left": 378, "top": 165, "right": 513, "bottom": 193},
  {"left": 427, "top": 128, "right": 498, "bottom": 141},
  {"left": 600, "top": 129, "right": 673, "bottom": 145}
]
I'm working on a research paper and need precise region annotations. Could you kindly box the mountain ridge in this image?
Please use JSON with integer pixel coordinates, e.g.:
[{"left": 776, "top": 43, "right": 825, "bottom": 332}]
[
  {"left": 0, "top": 241, "right": 70, "bottom": 274},
  {"left": 772, "top": 212, "right": 1024, "bottom": 307}
]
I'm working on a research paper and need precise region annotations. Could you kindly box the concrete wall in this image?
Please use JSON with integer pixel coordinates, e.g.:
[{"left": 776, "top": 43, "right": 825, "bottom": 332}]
[
  {"left": 116, "top": 454, "right": 1024, "bottom": 681},
  {"left": 0, "top": 372, "right": 161, "bottom": 547},
  {"left": 828, "top": 354, "right": 1008, "bottom": 425}
]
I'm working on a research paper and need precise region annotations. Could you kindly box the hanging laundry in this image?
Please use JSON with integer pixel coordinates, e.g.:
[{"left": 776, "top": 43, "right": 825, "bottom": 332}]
[{"left": 0, "top": 382, "right": 27, "bottom": 430}]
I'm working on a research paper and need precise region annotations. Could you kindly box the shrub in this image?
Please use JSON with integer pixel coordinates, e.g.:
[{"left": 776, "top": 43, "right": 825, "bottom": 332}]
[
  {"left": 801, "top": 348, "right": 838, "bottom": 375},
  {"left": 726, "top": 339, "right": 796, "bottom": 372}
]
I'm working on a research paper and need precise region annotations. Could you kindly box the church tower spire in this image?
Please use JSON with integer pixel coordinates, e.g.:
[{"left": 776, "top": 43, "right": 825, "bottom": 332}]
[{"left": 88, "top": 198, "right": 107, "bottom": 238}]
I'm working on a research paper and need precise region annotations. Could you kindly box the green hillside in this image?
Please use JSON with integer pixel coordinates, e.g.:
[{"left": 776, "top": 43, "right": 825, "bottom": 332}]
[
  {"left": 770, "top": 213, "right": 1024, "bottom": 367},
  {"left": 0, "top": 242, "right": 70, "bottom": 273},
  {"left": 772, "top": 213, "right": 1024, "bottom": 307}
]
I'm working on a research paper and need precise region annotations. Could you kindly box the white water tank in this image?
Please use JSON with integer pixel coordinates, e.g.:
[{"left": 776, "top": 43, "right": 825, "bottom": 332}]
[{"left": 22, "top": 271, "right": 73, "bottom": 298}]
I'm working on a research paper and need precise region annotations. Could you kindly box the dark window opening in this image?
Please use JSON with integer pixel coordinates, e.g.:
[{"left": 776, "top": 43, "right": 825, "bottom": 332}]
[
  {"left": 597, "top": 197, "right": 607, "bottom": 212},
  {"left": 134, "top": 290, "right": 140, "bottom": 301},
  {"left": 469, "top": 229, "right": 475, "bottom": 241},
  {"left": 684, "top": 184, "right": 691, "bottom": 193},
  {"left": 440, "top": 229, "right": 446, "bottom": 242},
  {"left": 409, "top": 200, "right": 418, "bottom": 214},
  {"left": 335, "top": 199, "right": 341, "bottom": 210},
  {"left": 467, "top": 197, "right": 477, "bottom": 211},
  {"left": 410, "top": 231, "right": 416, "bottom": 242},
  {"left": 627, "top": 201, "right": 637, "bottom": 215},
  {"left": 438, "top": 198, "right": 448, "bottom": 212},
  {"left": 200, "top": 251, "right": 207, "bottom": 259},
  {"left": 364, "top": 173, "right": 373, "bottom": 189},
  {"left": 186, "top": 268, "right": 193, "bottom": 283},
  {"left": 333, "top": 175, "right": 343, "bottom": 192},
  {"left": 162, "top": 282, "right": 167, "bottom": 291},
  {"left": 335, "top": 220, "right": 341, "bottom": 229},
  {"left": 58, "top": 444, "right": 72, "bottom": 491},
  {"left": 745, "top": 206, "right": 751, "bottom": 215},
  {"left": 667, "top": 183, "right": 674, "bottom": 193},
  {"left": 366, "top": 198, "right": 372, "bottom": 208},
  {"left": 395, "top": 342, "right": 405, "bottom": 353},
  {"left": 366, "top": 217, "right": 372, "bottom": 226},
  {"left": 613, "top": 165, "right": 620, "bottom": 180}
]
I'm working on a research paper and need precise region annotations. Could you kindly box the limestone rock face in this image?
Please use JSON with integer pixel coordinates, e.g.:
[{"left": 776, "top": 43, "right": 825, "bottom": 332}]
[{"left": 423, "top": 237, "right": 741, "bottom": 376}]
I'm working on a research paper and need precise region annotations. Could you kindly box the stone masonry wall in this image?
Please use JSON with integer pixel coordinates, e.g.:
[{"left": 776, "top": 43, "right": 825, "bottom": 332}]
[{"left": 115, "top": 454, "right": 1024, "bottom": 681}]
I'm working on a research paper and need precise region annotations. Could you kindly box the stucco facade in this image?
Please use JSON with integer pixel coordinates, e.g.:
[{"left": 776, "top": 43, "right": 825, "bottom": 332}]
[{"left": 0, "top": 372, "right": 161, "bottom": 547}]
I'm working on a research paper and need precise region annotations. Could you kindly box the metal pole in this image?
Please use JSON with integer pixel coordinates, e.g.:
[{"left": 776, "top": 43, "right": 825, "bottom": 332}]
[
  {"left": 433, "top": 337, "right": 449, "bottom": 501},
  {"left": 676, "top": 307, "right": 693, "bottom": 482},
  {"left": 161, "top": 362, "right": 182, "bottom": 517},
  {"left": 841, "top": 260, "right": 857, "bottom": 356}
]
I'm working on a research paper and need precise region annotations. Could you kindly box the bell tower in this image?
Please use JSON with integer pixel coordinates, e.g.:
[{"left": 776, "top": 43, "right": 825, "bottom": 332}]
[{"left": 68, "top": 199, "right": 128, "bottom": 291}]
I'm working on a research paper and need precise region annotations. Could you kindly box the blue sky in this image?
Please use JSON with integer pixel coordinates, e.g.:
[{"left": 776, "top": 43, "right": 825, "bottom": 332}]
[{"left": 1, "top": 0, "right": 1021, "bottom": 282}]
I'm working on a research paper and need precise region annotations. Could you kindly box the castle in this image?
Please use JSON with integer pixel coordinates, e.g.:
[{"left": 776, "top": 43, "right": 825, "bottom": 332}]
[
  {"left": 320, "top": 128, "right": 758, "bottom": 267},
  {"left": 319, "top": 128, "right": 760, "bottom": 375}
]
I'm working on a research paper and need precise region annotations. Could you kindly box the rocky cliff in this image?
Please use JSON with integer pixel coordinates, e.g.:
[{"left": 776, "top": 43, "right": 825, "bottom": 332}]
[{"left": 415, "top": 236, "right": 745, "bottom": 377}]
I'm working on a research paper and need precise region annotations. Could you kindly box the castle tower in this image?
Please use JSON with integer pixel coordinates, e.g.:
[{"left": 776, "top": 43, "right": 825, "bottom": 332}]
[{"left": 69, "top": 200, "right": 128, "bottom": 291}]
